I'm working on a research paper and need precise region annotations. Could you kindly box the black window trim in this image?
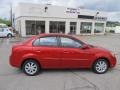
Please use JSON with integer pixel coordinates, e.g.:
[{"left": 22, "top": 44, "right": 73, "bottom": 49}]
[{"left": 32, "top": 36, "right": 60, "bottom": 47}]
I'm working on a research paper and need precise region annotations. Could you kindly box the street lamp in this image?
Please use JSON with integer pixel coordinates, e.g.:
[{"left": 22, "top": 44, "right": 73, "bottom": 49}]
[
  {"left": 45, "top": 6, "right": 48, "bottom": 12},
  {"left": 94, "top": 12, "right": 99, "bottom": 20}
]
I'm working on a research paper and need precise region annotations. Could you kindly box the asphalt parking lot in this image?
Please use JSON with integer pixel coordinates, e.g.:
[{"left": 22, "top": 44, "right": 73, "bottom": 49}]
[{"left": 0, "top": 34, "right": 120, "bottom": 90}]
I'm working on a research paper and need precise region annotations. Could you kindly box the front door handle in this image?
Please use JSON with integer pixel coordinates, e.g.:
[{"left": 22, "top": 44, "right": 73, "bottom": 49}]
[
  {"left": 36, "top": 50, "right": 41, "bottom": 53},
  {"left": 63, "top": 51, "right": 69, "bottom": 54}
]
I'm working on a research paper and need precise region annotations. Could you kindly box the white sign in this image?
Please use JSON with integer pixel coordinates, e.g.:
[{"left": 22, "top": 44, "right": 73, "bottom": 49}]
[{"left": 66, "top": 8, "right": 80, "bottom": 14}]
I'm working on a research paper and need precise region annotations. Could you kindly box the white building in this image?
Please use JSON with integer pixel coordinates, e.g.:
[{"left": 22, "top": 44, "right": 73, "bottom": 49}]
[{"left": 14, "top": 3, "right": 108, "bottom": 37}]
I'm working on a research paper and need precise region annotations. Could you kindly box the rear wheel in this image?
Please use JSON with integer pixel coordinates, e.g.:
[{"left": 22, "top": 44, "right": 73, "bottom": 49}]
[
  {"left": 92, "top": 59, "right": 109, "bottom": 74},
  {"left": 22, "top": 60, "right": 40, "bottom": 76}
]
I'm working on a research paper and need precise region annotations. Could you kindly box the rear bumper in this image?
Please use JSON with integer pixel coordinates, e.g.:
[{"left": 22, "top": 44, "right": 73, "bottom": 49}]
[{"left": 9, "top": 54, "right": 19, "bottom": 68}]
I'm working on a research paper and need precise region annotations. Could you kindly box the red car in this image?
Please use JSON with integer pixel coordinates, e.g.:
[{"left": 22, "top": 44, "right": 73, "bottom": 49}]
[{"left": 10, "top": 34, "right": 116, "bottom": 76}]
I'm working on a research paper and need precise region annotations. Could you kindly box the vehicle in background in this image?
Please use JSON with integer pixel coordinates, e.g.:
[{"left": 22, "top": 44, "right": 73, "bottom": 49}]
[
  {"left": 10, "top": 34, "right": 116, "bottom": 76},
  {"left": 0, "top": 28, "right": 14, "bottom": 38}
]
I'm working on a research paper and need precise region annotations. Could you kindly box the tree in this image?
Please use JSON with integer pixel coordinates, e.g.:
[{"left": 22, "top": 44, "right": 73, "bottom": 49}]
[{"left": 0, "top": 18, "right": 11, "bottom": 26}]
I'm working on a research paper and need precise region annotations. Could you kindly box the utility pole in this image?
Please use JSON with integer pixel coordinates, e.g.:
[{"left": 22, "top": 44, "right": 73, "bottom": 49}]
[{"left": 10, "top": 3, "right": 12, "bottom": 27}]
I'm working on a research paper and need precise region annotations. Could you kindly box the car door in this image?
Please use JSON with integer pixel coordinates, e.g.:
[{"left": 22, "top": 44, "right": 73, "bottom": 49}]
[
  {"left": 0, "top": 28, "right": 2, "bottom": 37},
  {"left": 33, "top": 36, "right": 62, "bottom": 69},
  {"left": 60, "top": 36, "right": 93, "bottom": 68}
]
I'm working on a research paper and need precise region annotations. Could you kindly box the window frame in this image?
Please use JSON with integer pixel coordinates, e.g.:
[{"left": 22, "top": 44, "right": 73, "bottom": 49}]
[
  {"left": 59, "top": 36, "right": 84, "bottom": 48},
  {"left": 32, "top": 36, "right": 60, "bottom": 47}
]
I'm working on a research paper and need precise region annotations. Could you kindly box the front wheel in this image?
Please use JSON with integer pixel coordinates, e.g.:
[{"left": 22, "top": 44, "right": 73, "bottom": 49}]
[
  {"left": 7, "top": 34, "right": 12, "bottom": 38},
  {"left": 92, "top": 59, "right": 109, "bottom": 74},
  {"left": 22, "top": 60, "right": 40, "bottom": 76}
]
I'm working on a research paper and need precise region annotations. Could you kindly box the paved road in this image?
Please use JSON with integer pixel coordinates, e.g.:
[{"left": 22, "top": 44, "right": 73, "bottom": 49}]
[{"left": 0, "top": 34, "right": 120, "bottom": 90}]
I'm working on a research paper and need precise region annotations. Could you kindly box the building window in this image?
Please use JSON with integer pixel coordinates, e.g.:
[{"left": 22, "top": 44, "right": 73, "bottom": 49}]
[
  {"left": 94, "top": 23, "right": 104, "bottom": 33},
  {"left": 36, "top": 21, "right": 45, "bottom": 34},
  {"left": 78, "top": 15, "right": 94, "bottom": 19},
  {"left": 49, "top": 21, "right": 65, "bottom": 34},
  {"left": 70, "top": 22, "right": 77, "bottom": 34},
  {"left": 80, "top": 22, "right": 92, "bottom": 34},
  {"left": 26, "top": 20, "right": 45, "bottom": 35}
]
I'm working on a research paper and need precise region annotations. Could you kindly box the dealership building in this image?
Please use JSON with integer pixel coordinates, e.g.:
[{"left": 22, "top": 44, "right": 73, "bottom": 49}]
[{"left": 14, "top": 3, "right": 107, "bottom": 37}]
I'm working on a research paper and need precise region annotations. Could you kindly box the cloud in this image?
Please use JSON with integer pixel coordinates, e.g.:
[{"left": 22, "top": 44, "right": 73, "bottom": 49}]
[{"left": 0, "top": 0, "right": 120, "bottom": 21}]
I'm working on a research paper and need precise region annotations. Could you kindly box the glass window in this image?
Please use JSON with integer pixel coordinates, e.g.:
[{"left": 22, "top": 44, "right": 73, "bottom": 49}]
[
  {"left": 36, "top": 21, "right": 45, "bottom": 34},
  {"left": 49, "top": 21, "right": 65, "bottom": 34},
  {"left": 33, "top": 39, "right": 40, "bottom": 46},
  {"left": 33, "top": 37, "right": 58, "bottom": 46},
  {"left": 26, "top": 20, "right": 36, "bottom": 35},
  {"left": 94, "top": 23, "right": 104, "bottom": 33},
  {"left": 0, "top": 28, "right": 2, "bottom": 32},
  {"left": 0, "top": 28, "right": 4, "bottom": 32},
  {"left": 80, "top": 22, "right": 92, "bottom": 33},
  {"left": 40, "top": 37, "right": 58, "bottom": 46},
  {"left": 61, "top": 37, "right": 82, "bottom": 48},
  {"left": 26, "top": 20, "right": 45, "bottom": 35}
]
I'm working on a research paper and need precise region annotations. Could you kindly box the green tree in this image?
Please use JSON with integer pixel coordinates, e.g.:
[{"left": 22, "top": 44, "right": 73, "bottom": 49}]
[{"left": 0, "top": 18, "right": 11, "bottom": 26}]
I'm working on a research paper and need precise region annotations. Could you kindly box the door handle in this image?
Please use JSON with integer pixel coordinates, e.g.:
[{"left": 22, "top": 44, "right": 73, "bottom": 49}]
[
  {"left": 36, "top": 50, "right": 41, "bottom": 53},
  {"left": 63, "top": 51, "right": 69, "bottom": 53}
]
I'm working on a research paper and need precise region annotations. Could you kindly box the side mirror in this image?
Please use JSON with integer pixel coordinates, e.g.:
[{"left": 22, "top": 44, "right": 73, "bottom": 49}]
[{"left": 81, "top": 44, "right": 89, "bottom": 49}]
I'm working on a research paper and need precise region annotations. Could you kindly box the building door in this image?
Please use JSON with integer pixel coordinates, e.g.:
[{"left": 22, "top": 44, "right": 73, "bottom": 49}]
[
  {"left": 70, "top": 22, "right": 76, "bottom": 34},
  {"left": 70, "top": 22, "right": 77, "bottom": 34}
]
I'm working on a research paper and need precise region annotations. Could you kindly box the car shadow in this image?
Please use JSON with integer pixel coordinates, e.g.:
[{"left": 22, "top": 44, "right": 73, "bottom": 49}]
[{"left": 41, "top": 69, "right": 92, "bottom": 74}]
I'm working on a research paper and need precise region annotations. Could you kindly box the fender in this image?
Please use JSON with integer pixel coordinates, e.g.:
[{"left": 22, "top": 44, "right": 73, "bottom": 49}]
[
  {"left": 93, "top": 53, "right": 111, "bottom": 65},
  {"left": 19, "top": 53, "right": 40, "bottom": 67}
]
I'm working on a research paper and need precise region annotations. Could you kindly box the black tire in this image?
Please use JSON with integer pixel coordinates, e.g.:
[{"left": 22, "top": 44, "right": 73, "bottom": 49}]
[
  {"left": 22, "top": 60, "right": 40, "bottom": 76},
  {"left": 7, "top": 34, "right": 12, "bottom": 38},
  {"left": 92, "top": 59, "right": 109, "bottom": 74}
]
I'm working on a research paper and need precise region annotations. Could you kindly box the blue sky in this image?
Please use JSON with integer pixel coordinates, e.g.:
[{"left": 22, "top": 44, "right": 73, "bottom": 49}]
[{"left": 0, "top": 0, "right": 120, "bottom": 21}]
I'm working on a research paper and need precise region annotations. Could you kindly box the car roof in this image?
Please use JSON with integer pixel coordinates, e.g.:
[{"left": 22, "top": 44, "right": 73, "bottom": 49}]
[{"left": 37, "top": 33, "right": 76, "bottom": 38}]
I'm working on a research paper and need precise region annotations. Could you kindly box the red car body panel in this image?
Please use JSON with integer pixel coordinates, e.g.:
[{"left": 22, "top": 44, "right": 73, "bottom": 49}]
[{"left": 10, "top": 34, "right": 116, "bottom": 69}]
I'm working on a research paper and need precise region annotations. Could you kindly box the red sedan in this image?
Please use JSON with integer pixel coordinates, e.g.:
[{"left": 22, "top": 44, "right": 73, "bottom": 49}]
[{"left": 10, "top": 34, "right": 116, "bottom": 76}]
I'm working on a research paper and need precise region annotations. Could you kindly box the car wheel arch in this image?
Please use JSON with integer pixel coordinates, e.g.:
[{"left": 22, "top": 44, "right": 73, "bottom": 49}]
[
  {"left": 7, "top": 33, "right": 12, "bottom": 37},
  {"left": 92, "top": 57, "right": 110, "bottom": 68},
  {"left": 21, "top": 58, "right": 41, "bottom": 70}
]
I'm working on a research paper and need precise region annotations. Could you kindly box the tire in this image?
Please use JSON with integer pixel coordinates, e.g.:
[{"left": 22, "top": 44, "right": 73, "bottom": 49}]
[
  {"left": 7, "top": 34, "right": 12, "bottom": 38},
  {"left": 22, "top": 60, "right": 40, "bottom": 76},
  {"left": 92, "top": 59, "right": 109, "bottom": 74}
]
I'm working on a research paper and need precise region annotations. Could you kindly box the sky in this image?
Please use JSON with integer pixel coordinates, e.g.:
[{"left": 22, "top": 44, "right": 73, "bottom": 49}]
[{"left": 0, "top": 0, "right": 120, "bottom": 21}]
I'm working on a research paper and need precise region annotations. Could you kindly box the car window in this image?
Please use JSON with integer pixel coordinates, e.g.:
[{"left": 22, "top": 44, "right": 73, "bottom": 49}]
[
  {"left": 0, "top": 28, "right": 4, "bottom": 32},
  {"left": 60, "top": 37, "right": 82, "bottom": 48},
  {"left": 0, "top": 28, "right": 2, "bottom": 32},
  {"left": 33, "top": 37, "right": 58, "bottom": 46},
  {"left": 33, "top": 38, "right": 40, "bottom": 46}
]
